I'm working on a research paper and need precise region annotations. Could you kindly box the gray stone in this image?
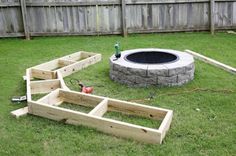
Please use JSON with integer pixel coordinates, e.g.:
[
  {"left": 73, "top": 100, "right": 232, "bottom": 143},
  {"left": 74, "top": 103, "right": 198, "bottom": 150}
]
[
  {"left": 147, "top": 69, "right": 168, "bottom": 77},
  {"left": 146, "top": 77, "right": 157, "bottom": 85},
  {"left": 130, "top": 68, "right": 147, "bottom": 77},
  {"left": 185, "top": 63, "right": 195, "bottom": 71},
  {"left": 135, "top": 76, "right": 146, "bottom": 84},
  {"left": 158, "top": 75, "right": 178, "bottom": 86},
  {"left": 168, "top": 67, "right": 186, "bottom": 76},
  {"left": 109, "top": 48, "right": 195, "bottom": 87}
]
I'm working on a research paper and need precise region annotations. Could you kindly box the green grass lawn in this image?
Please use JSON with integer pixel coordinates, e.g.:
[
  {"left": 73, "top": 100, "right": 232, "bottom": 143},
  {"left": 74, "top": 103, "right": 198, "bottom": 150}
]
[{"left": 0, "top": 32, "right": 236, "bottom": 155}]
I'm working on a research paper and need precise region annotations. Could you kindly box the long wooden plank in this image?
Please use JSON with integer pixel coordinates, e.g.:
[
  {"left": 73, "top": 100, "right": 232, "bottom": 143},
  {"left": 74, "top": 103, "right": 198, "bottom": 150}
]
[
  {"left": 107, "top": 99, "right": 168, "bottom": 120},
  {"left": 32, "top": 60, "right": 59, "bottom": 71},
  {"left": 58, "top": 59, "right": 76, "bottom": 67},
  {"left": 31, "top": 68, "right": 57, "bottom": 79},
  {"left": 60, "top": 52, "right": 82, "bottom": 61},
  {"left": 185, "top": 49, "right": 236, "bottom": 74},
  {"left": 26, "top": 69, "right": 32, "bottom": 101},
  {"left": 28, "top": 101, "right": 162, "bottom": 144},
  {"left": 56, "top": 54, "right": 102, "bottom": 77},
  {"left": 60, "top": 89, "right": 170, "bottom": 120},
  {"left": 56, "top": 71, "right": 70, "bottom": 91},
  {"left": 10, "top": 69, "right": 32, "bottom": 118},
  {"left": 60, "top": 89, "right": 104, "bottom": 107},
  {"left": 158, "top": 110, "right": 173, "bottom": 141},
  {"left": 11, "top": 106, "right": 28, "bottom": 118},
  {"left": 30, "top": 79, "right": 61, "bottom": 94}
]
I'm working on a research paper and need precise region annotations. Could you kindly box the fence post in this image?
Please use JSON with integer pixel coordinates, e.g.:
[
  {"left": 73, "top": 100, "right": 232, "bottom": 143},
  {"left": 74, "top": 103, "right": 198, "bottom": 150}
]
[
  {"left": 20, "top": 0, "right": 30, "bottom": 40},
  {"left": 210, "top": 0, "right": 215, "bottom": 35},
  {"left": 121, "top": 0, "right": 127, "bottom": 37}
]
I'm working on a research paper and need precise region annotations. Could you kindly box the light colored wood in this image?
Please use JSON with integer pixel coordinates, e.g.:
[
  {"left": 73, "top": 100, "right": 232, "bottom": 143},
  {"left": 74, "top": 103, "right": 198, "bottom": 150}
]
[
  {"left": 36, "top": 89, "right": 63, "bottom": 106},
  {"left": 89, "top": 99, "right": 108, "bottom": 117},
  {"left": 56, "top": 54, "right": 102, "bottom": 77},
  {"left": 58, "top": 59, "right": 76, "bottom": 67},
  {"left": 26, "top": 69, "right": 32, "bottom": 101},
  {"left": 58, "top": 89, "right": 173, "bottom": 143},
  {"left": 31, "top": 68, "right": 57, "bottom": 79},
  {"left": 158, "top": 110, "right": 173, "bottom": 141},
  {"left": 59, "top": 89, "right": 104, "bottom": 107},
  {"left": 33, "top": 60, "right": 59, "bottom": 71},
  {"left": 185, "top": 49, "right": 236, "bottom": 74},
  {"left": 107, "top": 98, "right": 168, "bottom": 120},
  {"left": 28, "top": 100, "right": 162, "bottom": 144},
  {"left": 11, "top": 106, "right": 28, "bottom": 118},
  {"left": 56, "top": 71, "right": 70, "bottom": 91},
  {"left": 227, "top": 31, "right": 236, "bottom": 34},
  {"left": 60, "top": 52, "right": 82, "bottom": 61},
  {"left": 12, "top": 68, "right": 33, "bottom": 118},
  {"left": 30, "top": 79, "right": 61, "bottom": 94},
  {"left": 80, "top": 51, "right": 101, "bottom": 59}
]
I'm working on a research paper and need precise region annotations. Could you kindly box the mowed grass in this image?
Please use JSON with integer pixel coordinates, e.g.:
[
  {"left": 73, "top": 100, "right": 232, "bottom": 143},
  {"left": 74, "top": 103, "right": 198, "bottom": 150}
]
[{"left": 0, "top": 32, "right": 235, "bottom": 156}]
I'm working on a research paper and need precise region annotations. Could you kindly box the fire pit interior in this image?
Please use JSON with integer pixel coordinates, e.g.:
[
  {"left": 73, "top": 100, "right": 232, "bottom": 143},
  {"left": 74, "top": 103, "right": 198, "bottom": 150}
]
[
  {"left": 125, "top": 51, "right": 178, "bottom": 64},
  {"left": 110, "top": 48, "right": 195, "bottom": 87}
]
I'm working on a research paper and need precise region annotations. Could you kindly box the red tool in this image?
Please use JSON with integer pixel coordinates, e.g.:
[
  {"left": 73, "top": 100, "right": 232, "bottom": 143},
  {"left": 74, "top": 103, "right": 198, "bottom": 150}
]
[
  {"left": 79, "top": 83, "right": 93, "bottom": 94},
  {"left": 70, "top": 79, "right": 94, "bottom": 94}
]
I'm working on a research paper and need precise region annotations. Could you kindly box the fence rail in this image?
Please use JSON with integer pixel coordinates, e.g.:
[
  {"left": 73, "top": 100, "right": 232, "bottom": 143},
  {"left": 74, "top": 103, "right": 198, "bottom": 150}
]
[{"left": 0, "top": 0, "right": 235, "bottom": 38}]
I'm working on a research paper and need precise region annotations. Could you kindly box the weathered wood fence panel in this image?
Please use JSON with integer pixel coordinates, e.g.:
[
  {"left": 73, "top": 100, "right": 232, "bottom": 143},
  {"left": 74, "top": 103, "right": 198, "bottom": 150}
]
[{"left": 0, "top": 0, "right": 235, "bottom": 38}]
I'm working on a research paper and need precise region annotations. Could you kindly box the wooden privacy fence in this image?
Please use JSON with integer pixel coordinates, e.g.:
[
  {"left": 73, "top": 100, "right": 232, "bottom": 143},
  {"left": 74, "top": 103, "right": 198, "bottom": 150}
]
[{"left": 0, "top": 0, "right": 236, "bottom": 39}]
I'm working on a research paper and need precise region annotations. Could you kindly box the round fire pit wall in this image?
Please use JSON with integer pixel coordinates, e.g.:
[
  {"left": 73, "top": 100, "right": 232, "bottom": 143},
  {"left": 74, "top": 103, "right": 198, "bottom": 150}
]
[{"left": 109, "top": 48, "right": 195, "bottom": 87}]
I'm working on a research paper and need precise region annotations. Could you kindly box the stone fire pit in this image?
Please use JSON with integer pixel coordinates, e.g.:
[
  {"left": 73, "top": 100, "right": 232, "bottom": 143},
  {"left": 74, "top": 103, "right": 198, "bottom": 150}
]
[{"left": 109, "top": 48, "right": 194, "bottom": 87}]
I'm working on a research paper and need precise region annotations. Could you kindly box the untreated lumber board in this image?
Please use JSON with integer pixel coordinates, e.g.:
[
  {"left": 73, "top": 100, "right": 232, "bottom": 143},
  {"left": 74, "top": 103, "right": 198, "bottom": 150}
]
[
  {"left": 57, "top": 54, "right": 102, "bottom": 77},
  {"left": 60, "top": 52, "right": 82, "bottom": 61},
  {"left": 60, "top": 89, "right": 104, "bottom": 107},
  {"left": 28, "top": 100, "right": 163, "bottom": 144},
  {"left": 185, "top": 50, "right": 236, "bottom": 74},
  {"left": 33, "top": 60, "right": 59, "bottom": 71},
  {"left": 89, "top": 99, "right": 108, "bottom": 117},
  {"left": 107, "top": 99, "right": 168, "bottom": 120},
  {"left": 30, "top": 79, "right": 61, "bottom": 94},
  {"left": 31, "top": 68, "right": 56, "bottom": 79},
  {"left": 56, "top": 71, "right": 70, "bottom": 91},
  {"left": 11, "top": 107, "right": 29, "bottom": 118},
  {"left": 58, "top": 59, "right": 76, "bottom": 67},
  {"left": 36, "top": 89, "right": 62, "bottom": 106},
  {"left": 26, "top": 69, "right": 32, "bottom": 101},
  {"left": 159, "top": 111, "right": 173, "bottom": 141}
]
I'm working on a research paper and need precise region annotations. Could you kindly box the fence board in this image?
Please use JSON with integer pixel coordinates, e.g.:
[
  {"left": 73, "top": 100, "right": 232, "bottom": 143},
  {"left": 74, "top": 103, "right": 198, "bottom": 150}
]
[{"left": 0, "top": 0, "right": 235, "bottom": 38}]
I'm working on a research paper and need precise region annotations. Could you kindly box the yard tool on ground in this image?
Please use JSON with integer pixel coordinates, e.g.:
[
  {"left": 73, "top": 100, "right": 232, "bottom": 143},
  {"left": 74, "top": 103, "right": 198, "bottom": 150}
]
[
  {"left": 70, "top": 79, "right": 93, "bottom": 94},
  {"left": 11, "top": 95, "right": 27, "bottom": 103}
]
